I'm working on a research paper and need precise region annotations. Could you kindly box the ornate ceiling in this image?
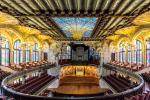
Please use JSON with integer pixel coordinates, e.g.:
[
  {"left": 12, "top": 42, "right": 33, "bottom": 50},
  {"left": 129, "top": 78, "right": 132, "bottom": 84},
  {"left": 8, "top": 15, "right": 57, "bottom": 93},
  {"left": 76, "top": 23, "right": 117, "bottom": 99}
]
[
  {"left": 0, "top": 0, "right": 149, "bottom": 41},
  {"left": 52, "top": 17, "right": 98, "bottom": 38}
]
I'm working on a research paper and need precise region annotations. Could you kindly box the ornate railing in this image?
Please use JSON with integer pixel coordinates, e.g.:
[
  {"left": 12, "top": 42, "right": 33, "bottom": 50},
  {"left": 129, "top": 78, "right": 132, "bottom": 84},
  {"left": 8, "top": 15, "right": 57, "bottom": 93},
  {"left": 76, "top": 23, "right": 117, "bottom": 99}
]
[{"left": 1, "top": 63, "right": 144, "bottom": 100}]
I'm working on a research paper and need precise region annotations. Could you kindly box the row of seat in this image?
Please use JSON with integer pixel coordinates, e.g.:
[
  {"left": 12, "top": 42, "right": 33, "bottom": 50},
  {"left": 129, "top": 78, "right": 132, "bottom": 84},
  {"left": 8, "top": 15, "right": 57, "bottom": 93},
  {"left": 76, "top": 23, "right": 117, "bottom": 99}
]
[
  {"left": 39, "top": 89, "right": 50, "bottom": 96},
  {"left": 59, "top": 59, "right": 100, "bottom": 65},
  {"left": 128, "top": 91, "right": 150, "bottom": 100},
  {"left": 7, "top": 60, "right": 53, "bottom": 71},
  {"left": 0, "top": 69, "right": 10, "bottom": 82},
  {"left": 59, "top": 59, "right": 71, "bottom": 65},
  {"left": 8, "top": 74, "right": 55, "bottom": 95},
  {"left": 108, "top": 61, "right": 145, "bottom": 71},
  {"left": 141, "top": 72, "right": 150, "bottom": 82},
  {"left": 103, "top": 74, "right": 138, "bottom": 92}
]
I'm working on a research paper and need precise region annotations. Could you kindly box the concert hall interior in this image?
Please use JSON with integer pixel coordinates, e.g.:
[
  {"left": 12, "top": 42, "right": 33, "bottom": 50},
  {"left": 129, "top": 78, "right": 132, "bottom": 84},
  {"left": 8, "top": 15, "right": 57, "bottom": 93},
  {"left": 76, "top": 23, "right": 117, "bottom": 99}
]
[{"left": 0, "top": 0, "right": 150, "bottom": 100}]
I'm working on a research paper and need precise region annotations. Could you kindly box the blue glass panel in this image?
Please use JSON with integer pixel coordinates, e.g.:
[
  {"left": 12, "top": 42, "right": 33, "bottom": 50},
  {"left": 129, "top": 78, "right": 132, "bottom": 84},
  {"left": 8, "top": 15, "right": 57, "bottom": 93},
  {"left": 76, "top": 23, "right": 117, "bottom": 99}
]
[{"left": 52, "top": 17, "right": 98, "bottom": 37}]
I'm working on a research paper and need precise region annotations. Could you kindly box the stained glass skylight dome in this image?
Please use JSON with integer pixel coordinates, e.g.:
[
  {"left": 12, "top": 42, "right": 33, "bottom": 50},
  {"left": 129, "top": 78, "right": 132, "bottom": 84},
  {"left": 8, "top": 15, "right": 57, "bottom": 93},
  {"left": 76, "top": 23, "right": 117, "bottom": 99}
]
[{"left": 52, "top": 17, "right": 98, "bottom": 39}]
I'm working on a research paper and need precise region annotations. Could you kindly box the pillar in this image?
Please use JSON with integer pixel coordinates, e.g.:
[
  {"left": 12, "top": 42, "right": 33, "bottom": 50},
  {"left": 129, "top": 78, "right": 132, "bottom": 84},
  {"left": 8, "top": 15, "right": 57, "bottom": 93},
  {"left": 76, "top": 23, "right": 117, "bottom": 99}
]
[
  {"left": 125, "top": 45, "right": 128, "bottom": 63},
  {"left": 9, "top": 44, "right": 14, "bottom": 64},
  {"left": 131, "top": 47, "right": 133, "bottom": 64},
  {"left": 22, "top": 45, "right": 26, "bottom": 63},
  {"left": 29, "top": 46, "right": 32, "bottom": 62},
  {"left": 143, "top": 42, "right": 146, "bottom": 66}
]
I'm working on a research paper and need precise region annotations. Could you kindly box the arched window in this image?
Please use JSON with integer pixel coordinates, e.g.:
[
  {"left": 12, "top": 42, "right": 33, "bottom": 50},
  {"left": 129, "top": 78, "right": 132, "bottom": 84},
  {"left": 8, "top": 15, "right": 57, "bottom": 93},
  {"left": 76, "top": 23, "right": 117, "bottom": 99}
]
[
  {"left": 25, "top": 45, "right": 30, "bottom": 62},
  {"left": 132, "top": 49, "right": 136, "bottom": 64},
  {"left": 0, "top": 38, "right": 10, "bottom": 66},
  {"left": 14, "top": 40, "right": 23, "bottom": 64},
  {"left": 146, "top": 39, "right": 150, "bottom": 66},
  {"left": 127, "top": 45, "right": 131, "bottom": 63},
  {"left": 119, "top": 44, "right": 125, "bottom": 63},
  {"left": 32, "top": 43, "right": 38, "bottom": 61},
  {"left": 136, "top": 40, "right": 142, "bottom": 64}
]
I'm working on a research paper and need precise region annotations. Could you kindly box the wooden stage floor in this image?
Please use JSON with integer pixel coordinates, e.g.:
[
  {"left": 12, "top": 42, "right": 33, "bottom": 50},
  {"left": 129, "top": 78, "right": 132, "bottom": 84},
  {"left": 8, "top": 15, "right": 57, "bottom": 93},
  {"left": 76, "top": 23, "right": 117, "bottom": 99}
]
[{"left": 49, "top": 85, "right": 109, "bottom": 96}]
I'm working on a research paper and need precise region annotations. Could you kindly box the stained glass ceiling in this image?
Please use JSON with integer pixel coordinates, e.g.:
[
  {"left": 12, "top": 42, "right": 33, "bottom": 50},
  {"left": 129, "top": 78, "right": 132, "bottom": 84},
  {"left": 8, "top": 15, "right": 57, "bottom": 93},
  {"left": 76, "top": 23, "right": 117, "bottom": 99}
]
[{"left": 52, "top": 17, "right": 98, "bottom": 38}]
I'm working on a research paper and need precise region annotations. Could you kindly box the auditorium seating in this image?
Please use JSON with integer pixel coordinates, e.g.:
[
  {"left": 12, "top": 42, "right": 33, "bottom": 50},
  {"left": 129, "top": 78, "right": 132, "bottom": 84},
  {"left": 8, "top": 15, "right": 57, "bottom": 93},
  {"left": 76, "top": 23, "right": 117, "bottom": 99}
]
[
  {"left": 7, "top": 60, "right": 53, "bottom": 71},
  {"left": 142, "top": 72, "right": 150, "bottom": 82},
  {"left": 103, "top": 74, "right": 138, "bottom": 92},
  {"left": 8, "top": 73, "right": 55, "bottom": 95},
  {"left": 59, "top": 59, "right": 71, "bottom": 65},
  {"left": 0, "top": 69, "right": 11, "bottom": 82},
  {"left": 39, "top": 89, "right": 50, "bottom": 96},
  {"left": 108, "top": 61, "right": 145, "bottom": 72},
  {"left": 127, "top": 90, "right": 150, "bottom": 100}
]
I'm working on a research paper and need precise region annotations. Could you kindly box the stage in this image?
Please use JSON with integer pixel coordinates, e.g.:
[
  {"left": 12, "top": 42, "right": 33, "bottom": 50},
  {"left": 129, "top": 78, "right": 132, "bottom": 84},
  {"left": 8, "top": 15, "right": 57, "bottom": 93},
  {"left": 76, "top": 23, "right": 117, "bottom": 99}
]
[
  {"left": 45, "top": 66, "right": 111, "bottom": 96},
  {"left": 49, "top": 85, "right": 109, "bottom": 96}
]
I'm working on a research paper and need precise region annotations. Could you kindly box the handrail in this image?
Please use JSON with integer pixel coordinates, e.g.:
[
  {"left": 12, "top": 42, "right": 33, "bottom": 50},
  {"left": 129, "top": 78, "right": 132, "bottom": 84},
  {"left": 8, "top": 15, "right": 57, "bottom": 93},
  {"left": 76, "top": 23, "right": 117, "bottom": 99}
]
[{"left": 1, "top": 64, "right": 144, "bottom": 100}]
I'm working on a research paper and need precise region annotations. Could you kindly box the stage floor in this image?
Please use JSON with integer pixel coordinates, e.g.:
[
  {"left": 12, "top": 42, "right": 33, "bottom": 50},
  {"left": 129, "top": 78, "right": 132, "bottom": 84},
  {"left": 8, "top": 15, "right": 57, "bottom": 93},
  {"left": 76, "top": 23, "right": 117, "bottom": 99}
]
[
  {"left": 49, "top": 85, "right": 108, "bottom": 95},
  {"left": 47, "top": 78, "right": 111, "bottom": 96}
]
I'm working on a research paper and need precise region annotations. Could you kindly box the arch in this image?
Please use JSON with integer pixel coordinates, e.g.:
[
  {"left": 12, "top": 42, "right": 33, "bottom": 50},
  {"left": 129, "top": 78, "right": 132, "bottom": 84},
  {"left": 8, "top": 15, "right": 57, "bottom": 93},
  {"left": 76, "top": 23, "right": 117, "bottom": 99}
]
[
  {"left": 117, "top": 37, "right": 131, "bottom": 48},
  {"left": 131, "top": 27, "right": 150, "bottom": 43},
  {"left": 0, "top": 33, "right": 12, "bottom": 47},
  {"left": 13, "top": 39, "right": 23, "bottom": 64},
  {"left": 135, "top": 40, "right": 143, "bottom": 64},
  {"left": 24, "top": 35, "right": 41, "bottom": 47},
  {"left": 32, "top": 43, "right": 39, "bottom": 61},
  {"left": 0, "top": 27, "right": 24, "bottom": 43},
  {"left": 0, "top": 36, "right": 10, "bottom": 66}
]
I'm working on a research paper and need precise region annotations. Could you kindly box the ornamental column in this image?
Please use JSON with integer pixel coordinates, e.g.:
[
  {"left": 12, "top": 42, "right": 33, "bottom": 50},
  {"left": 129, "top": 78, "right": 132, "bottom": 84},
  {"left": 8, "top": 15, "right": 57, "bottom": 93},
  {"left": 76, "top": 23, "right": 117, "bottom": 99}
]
[
  {"left": 9, "top": 43, "right": 14, "bottom": 64},
  {"left": 143, "top": 42, "right": 146, "bottom": 66},
  {"left": 125, "top": 45, "right": 128, "bottom": 63},
  {"left": 29, "top": 45, "right": 32, "bottom": 62}
]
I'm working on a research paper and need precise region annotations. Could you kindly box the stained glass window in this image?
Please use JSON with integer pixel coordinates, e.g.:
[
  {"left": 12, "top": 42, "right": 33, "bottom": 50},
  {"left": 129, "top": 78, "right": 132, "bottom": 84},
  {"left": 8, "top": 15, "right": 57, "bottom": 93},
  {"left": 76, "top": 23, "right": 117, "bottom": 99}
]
[
  {"left": 132, "top": 50, "right": 136, "bottom": 64},
  {"left": 52, "top": 17, "right": 98, "bottom": 38},
  {"left": 146, "top": 39, "right": 150, "bottom": 66},
  {"left": 32, "top": 43, "right": 38, "bottom": 61},
  {"left": 0, "top": 39, "right": 9, "bottom": 66},
  {"left": 127, "top": 45, "right": 131, "bottom": 63},
  {"left": 14, "top": 40, "right": 23, "bottom": 64},
  {"left": 119, "top": 44, "right": 125, "bottom": 63},
  {"left": 25, "top": 45, "right": 30, "bottom": 62},
  {"left": 136, "top": 40, "right": 142, "bottom": 64}
]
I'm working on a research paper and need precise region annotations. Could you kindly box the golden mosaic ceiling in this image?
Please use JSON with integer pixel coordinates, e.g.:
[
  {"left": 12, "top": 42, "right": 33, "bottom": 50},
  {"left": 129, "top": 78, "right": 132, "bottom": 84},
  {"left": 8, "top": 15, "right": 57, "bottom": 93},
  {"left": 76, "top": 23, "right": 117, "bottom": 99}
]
[
  {"left": 133, "top": 11, "right": 150, "bottom": 25},
  {"left": 115, "top": 26, "right": 139, "bottom": 37},
  {"left": 14, "top": 25, "right": 41, "bottom": 36},
  {"left": 0, "top": 0, "right": 149, "bottom": 41},
  {"left": 0, "top": 12, "right": 19, "bottom": 25}
]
